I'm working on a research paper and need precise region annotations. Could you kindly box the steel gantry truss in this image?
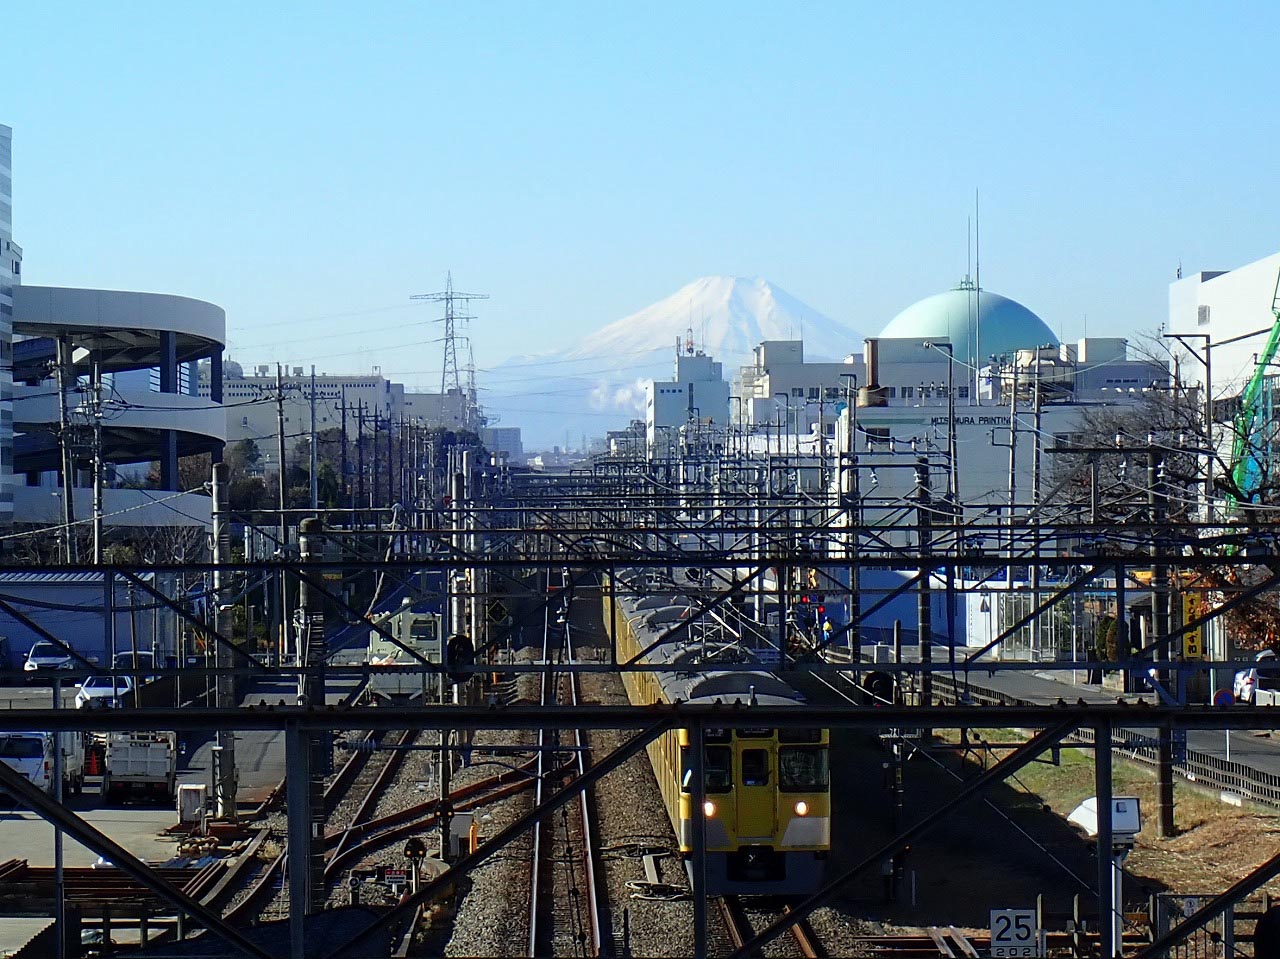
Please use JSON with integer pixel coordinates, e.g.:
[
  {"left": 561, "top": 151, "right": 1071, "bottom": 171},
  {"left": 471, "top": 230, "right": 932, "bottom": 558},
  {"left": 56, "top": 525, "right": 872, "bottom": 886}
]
[{"left": 5, "top": 446, "right": 1280, "bottom": 958}]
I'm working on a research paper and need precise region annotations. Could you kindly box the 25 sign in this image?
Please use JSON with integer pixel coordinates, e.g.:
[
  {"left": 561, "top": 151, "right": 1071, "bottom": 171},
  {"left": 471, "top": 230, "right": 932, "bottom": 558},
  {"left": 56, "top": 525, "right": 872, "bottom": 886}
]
[{"left": 990, "top": 908, "right": 1043, "bottom": 957}]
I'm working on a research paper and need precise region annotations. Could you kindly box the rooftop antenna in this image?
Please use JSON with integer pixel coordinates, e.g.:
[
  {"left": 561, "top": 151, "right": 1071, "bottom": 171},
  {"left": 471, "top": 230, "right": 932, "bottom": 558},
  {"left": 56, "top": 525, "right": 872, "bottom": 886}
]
[{"left": 685, "top": 325, "right": 695, "bottom": 355}]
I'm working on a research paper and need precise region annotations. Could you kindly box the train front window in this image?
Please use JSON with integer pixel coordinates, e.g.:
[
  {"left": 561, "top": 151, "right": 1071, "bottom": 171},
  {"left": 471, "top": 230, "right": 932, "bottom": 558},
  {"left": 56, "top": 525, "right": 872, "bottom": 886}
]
[
  {"left": 779, "top": 746, "right": 829, "bottom": 791},
  {"left": 741, "top": 748, "right": 770, "bottom": 786},
  {"left": 681, "top": 746, "right": 733, "bottom": 793}
]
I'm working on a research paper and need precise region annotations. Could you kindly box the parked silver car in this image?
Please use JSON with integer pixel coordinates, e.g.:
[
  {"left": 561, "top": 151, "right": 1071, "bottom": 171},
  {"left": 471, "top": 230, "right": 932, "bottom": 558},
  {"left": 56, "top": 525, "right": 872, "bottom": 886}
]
[{"left": 23, "top": 641, "right": 75, "bottom": 675}]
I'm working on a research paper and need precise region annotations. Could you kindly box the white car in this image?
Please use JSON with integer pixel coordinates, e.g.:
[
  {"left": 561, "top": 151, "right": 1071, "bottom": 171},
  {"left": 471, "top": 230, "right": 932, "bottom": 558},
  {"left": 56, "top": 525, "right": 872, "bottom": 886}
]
[
  {"left": 23, "top": 642, "right": 76, "bottom": 675},
  {"left": 74, "top": 675, "right": 134, "bottom": 709},
  {"left": 1234, "top": 650, "right": 1280, "bottom": 704}
]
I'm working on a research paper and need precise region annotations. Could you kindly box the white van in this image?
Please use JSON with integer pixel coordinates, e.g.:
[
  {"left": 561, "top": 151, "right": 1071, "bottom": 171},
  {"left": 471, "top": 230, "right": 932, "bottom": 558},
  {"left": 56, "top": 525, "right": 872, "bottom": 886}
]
[{"left": 0, "top": 731, "right": 86, "bottom": 795}]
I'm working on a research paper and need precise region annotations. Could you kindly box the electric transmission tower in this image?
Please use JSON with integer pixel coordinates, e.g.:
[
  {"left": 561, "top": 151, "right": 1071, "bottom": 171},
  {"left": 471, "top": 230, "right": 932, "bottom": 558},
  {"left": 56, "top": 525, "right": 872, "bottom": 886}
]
[{"left": 410, "top": 272, "right": 488, "bottom": 400}]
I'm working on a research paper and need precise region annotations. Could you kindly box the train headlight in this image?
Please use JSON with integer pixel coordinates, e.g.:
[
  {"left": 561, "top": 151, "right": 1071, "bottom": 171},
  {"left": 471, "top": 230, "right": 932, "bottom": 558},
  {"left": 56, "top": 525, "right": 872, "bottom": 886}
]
[
  {"left": 703, "top": 800, "right": 717, "bottom": 818},
  {"left": 794, "top": 800, "right": 810, "bottom": 817}
]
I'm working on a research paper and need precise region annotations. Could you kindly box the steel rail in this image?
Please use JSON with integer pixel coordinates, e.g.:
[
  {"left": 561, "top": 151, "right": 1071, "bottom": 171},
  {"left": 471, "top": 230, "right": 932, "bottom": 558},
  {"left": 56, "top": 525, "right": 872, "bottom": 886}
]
[
  {"left": 323, "top": 729, "right": 380, "bottom": 816},
  {"left": 527, "top": 606, "right": 554, "bottom": 958},
  {"left": 565, "top": 616, "right": 604, "bottom": 957},
  {"left": 323, "top": 765, "right": 561, "bottom": 880},
  {"left": 327, "top": 728, "right": 415, "bottom": 866}
]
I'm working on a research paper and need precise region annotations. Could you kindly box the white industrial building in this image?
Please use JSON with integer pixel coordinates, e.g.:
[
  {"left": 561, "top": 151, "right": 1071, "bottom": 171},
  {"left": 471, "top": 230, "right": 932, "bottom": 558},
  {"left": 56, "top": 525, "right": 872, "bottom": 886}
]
[
  {"left": 198, "top": 362, "right": 401, "bottom": 472},
  {"left": 645, "top": 349, "right": 731, "bottom": 452},
  {"left": 198, "top": 363, "right": 490, "bottom": 473},
  {"left": 734, "top": 340, "right": 859, "bottom": 439},
  {"left": 1168, "top": 251, "right": 1280, "bottom": 399}
]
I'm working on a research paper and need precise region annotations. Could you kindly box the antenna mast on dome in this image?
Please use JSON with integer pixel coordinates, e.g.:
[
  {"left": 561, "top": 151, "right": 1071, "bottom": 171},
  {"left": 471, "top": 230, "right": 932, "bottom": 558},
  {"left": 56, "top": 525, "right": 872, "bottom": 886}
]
[{"left": 974, "top": 189, "right": 982, "bottom": 407}]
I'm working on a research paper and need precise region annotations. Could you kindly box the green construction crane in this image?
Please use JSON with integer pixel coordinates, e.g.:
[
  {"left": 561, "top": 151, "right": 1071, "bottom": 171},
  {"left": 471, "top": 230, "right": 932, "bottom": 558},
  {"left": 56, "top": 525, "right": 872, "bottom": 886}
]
[{"left": 1227, "top": 269, "right": 1280, "bottom": 509}]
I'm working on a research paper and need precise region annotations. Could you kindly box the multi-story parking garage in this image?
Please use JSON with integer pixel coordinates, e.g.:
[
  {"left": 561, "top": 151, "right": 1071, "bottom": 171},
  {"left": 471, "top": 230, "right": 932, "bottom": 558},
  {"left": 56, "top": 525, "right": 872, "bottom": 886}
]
[{"left": 6, "top": 285, "right": 225, "bottom": 529}]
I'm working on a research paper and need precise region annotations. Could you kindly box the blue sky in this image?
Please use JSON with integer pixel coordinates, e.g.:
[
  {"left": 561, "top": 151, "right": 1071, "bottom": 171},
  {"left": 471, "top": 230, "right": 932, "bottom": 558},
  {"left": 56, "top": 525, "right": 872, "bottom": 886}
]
[{"left": 5, "top": 2, "right": 1279, "bottom": 393}]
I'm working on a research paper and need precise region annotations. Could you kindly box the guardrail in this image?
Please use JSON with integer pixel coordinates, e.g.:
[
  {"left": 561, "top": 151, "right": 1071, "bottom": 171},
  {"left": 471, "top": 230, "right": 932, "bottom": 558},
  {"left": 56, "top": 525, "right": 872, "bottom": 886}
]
[{"left": 932, "top": 676, "right": 1280, "bottom": 809}]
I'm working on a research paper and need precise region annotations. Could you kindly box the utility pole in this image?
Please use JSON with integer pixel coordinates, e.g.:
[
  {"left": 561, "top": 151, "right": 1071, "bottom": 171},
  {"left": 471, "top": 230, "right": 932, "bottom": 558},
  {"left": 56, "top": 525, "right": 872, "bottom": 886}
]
[
  {"left": 356, "top": 401, "right": 366, "bottom": 521},
  {"left": 339, "top": 388, "right": 349, "bottom": 512},
  {"left": 915, "top": 455, "right": 933, "bottom": 706},
  {"left": 371, "top": 409, "right": 381, "bottom": 513},
  {"left": 91, "top": 358, "right": 104, "bottom": 565},
  {"left": 275, "top": 364, "right": 289, "bottom": 663},
  {"left": 381, "top": 409, "right": 391, "bottom": 512},
  {"left": 1149, "top": 436, "right": 1176, "bottom": 837},
  {"left": 297, "top": 518, "right": 329, "bottom": 906},
  {"left": 55, "top": 337, "right": 77, "bottom": 563},
  {"left": 1030, "top": 369, "right": 1042, "bottom": 658},
  {"left": 211, "top": 463, "right": 238, "bottom": 820},
  {"left": 1005, "top": 357, "right": 1019, "bottom": 589},
  {"left": 309, "top": 366, "right": 318, "bottom": 510}
]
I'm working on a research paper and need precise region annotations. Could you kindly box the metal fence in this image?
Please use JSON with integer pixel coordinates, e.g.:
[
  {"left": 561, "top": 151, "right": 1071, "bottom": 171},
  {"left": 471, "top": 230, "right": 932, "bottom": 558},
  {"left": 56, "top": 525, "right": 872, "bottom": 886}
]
[{"left": 933, "top": 676, "right": 1280, "bottom": 809}]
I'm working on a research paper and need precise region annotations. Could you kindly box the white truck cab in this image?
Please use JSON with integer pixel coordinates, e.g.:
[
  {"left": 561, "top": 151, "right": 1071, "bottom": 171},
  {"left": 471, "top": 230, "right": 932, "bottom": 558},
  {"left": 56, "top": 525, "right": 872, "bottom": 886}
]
[{"left": 0, "top": 731, "right": 86, "bottom": 794}]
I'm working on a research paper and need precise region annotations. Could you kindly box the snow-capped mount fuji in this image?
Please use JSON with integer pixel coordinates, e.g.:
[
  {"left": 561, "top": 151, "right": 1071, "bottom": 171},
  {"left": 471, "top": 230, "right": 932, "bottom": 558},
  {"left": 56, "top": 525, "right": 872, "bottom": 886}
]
[
  {"left": 486, "top": 276, "right": 864, "bottom": 448},
  {"left": 564, "top": 275, "right": 864, "bottom": 364}
]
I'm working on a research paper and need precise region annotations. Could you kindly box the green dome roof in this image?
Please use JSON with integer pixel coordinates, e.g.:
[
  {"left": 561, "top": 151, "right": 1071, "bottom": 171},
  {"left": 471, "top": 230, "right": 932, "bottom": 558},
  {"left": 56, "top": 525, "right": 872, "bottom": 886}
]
[{"left": 879, "top": 282, "right": 1058, "bottom": 367}]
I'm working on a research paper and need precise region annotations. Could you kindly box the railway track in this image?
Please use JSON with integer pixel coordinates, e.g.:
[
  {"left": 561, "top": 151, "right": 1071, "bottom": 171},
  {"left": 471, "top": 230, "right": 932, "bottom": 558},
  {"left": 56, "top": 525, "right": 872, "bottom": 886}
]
[
  {"left": 717, "top": 895, "right": 828, "bottom": 958},
  {"left": 223, "top": 727, "right": 412, "bottom": 923},
  {"left": 529, "top": 604, "right": 604, "bottom": 957}
]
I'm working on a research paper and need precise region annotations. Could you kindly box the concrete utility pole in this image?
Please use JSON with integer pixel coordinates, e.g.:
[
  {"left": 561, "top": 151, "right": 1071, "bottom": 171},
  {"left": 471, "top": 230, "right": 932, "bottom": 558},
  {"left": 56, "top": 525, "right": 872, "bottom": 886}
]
[
  {"left": 91, "top": 358, "right": 104, "bottom": 565},
  {"left": 915, "top": 455, "right": 933, "bottom": 706},
  {"left": 211, "top": 463, "right": 238, "bottom": 820},
  {"left": 339, "top": 388, "right": 349, "bottom": 510},
  {"left": 1005, "top": 358, "right": 1018, "bottom": 589},
  {"left": 309, "top": 366, "right": 318, "bottom": 510},
  {"left": 440, "top": 452, "right": 467, "bottom": 860},
  {"left": 286, "top": 516, "right": 329, "bottom": 955},
  {"left": 55, "top": 337, "right": 77, "bottom": 563},
  {"left": 1149, "top": 438, "right": 1176, "bottom": 838},
  {"left": 275, "top": 364, "right": 289, "bottom": 663},
  {"left": 356, "top": 402, "right": 366, "bottom": 518}
]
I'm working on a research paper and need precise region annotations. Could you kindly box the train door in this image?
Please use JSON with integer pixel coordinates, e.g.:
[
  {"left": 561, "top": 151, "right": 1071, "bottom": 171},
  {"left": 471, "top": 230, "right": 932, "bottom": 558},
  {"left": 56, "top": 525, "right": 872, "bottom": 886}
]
[{"left": 735, "top": 742, "right": 776, "bottom": 839}]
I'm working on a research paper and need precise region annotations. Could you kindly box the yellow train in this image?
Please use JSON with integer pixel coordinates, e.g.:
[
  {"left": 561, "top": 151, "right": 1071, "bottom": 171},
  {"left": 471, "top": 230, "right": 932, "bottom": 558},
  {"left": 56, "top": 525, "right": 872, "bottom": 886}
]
[{"left": 605, "top": 572, "right": 830, "bottom": 895}]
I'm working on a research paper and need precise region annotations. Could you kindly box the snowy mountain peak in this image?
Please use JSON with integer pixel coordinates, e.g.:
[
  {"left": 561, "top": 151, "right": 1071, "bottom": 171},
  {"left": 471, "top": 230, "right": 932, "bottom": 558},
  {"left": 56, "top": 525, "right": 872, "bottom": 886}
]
[
  {"left": 488, "top": 276, "right": 863, "bottom": 446},
  {"left": 569, "top": 275, "right": 864, "bottom": 364}
]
